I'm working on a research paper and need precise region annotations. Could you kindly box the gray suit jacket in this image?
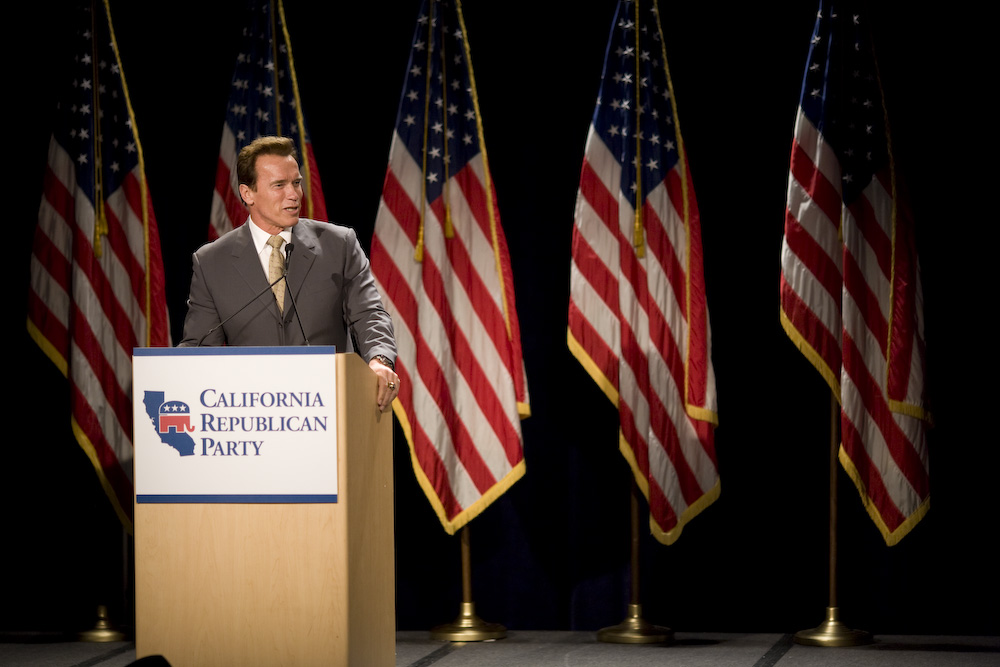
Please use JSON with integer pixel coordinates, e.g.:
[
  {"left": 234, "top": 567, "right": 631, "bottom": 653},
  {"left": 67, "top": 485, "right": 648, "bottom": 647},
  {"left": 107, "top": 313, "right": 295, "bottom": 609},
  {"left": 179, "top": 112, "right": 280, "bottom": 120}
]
[{"left": 178, "top": 218, "right": 396, "bottom": 362}]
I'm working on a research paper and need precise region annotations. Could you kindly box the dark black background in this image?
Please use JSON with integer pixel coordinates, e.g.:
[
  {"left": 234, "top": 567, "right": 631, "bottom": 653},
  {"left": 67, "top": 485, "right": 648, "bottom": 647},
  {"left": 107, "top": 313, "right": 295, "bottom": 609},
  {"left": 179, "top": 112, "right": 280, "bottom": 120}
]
[{"left": 7, "top": 1, "right": 994, "bottom": 637}]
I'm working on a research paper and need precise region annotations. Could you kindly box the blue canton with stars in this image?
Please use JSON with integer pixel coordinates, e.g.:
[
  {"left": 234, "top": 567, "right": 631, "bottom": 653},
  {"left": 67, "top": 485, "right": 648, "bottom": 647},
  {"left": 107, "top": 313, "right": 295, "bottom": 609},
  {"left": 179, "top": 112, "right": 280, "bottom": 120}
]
[
  {"left": 224, "top": 0, "right": 311, "bottom": 148},
  {"left": 592, "top": 0, "right": 682, "bottom": 208},
  {"left": 393, "top": 0, "right": 481, "bottom": 204},
  {"left": 797, "top": 2, "right": 890, "bottom": 205},
  {"left": 54, "top": 4, "right": 140, "bottom": 207}
]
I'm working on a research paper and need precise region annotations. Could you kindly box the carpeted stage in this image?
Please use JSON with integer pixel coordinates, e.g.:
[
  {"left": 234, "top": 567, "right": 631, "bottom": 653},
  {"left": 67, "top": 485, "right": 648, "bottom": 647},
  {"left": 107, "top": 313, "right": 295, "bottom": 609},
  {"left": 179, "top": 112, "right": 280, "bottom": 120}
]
[{"left": 1, "top": 631, "right": 997, "bottom": 666}]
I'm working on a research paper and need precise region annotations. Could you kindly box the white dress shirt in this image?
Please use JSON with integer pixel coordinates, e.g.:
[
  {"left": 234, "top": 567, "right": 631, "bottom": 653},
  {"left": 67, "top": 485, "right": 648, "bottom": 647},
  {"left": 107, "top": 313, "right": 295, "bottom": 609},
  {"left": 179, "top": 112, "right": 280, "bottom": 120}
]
[{"left": 247, "top": 216, "right": 293, "bottom": 279}]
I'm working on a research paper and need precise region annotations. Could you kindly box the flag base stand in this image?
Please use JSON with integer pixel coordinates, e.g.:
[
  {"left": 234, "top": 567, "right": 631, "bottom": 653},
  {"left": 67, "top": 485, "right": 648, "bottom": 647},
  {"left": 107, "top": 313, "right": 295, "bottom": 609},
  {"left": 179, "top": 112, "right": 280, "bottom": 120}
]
[
  {"left": 794, "top": 606, "right": 871, "bottom": 647},
  {"left": 430, "top": 601, "right": 507, "bottom": 642},
  {"left": 429, "top": 526, "right": 506, "bottom": 642},
  {"left": 78, "top": 605, "right": 126, "bottom": 643},
  {"left": 794, "top": 395, "right": 873, "bottom": 648},
  {"left": 597, "top": 603, "right": 673, "bottom": 644},
  {"left": 598, "top": 480, "right": 673, "bottom": 645}
]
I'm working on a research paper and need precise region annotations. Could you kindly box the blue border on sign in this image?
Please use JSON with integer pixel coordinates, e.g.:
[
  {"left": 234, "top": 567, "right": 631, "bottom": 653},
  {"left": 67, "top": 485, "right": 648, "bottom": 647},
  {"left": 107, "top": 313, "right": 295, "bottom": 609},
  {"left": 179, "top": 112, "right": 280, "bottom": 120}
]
[
  {"left": 134, "top": 346, "right": 337, "bottom": 357},
  {"left": 137, "top": 494, "right": 337, "bottom": 504}
]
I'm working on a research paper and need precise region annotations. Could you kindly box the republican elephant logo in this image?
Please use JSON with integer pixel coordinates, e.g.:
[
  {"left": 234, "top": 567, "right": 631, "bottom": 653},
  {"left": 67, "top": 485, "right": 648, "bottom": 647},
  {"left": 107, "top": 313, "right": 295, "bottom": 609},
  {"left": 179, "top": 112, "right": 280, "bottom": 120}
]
[{"left": 158, "top": 400, "right": 194, "bottom": 434}]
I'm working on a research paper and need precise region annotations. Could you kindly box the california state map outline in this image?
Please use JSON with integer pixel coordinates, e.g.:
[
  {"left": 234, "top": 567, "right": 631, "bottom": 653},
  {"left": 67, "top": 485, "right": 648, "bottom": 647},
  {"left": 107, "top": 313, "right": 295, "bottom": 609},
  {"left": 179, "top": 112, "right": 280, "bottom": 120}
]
[{"left": 143, "top": 391, "right": 196, "bottom": 456}]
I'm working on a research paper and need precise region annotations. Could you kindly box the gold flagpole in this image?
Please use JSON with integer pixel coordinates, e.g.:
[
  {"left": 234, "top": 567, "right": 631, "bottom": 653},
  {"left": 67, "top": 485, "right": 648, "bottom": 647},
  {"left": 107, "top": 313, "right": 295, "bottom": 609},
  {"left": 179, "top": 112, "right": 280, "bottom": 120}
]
[
  {"left": 429, "top": 525, "right": 506, "bottom": 641},
  {"left": 597, "top": 478, "right": 672, "bottom": 644},
  {"left": 79, "top": 1, "right": 126, "bottom": 641},
  {"left": 794, "top": 391, "right": 871, "bottom": 647}
]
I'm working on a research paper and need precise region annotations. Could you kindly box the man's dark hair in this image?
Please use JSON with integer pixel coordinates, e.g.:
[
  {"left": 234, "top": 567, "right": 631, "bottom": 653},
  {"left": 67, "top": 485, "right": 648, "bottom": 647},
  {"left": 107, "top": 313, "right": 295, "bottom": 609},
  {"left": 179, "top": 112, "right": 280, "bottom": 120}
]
[{"left": 236, "top": 136, "right": 299, "bottom": 190}]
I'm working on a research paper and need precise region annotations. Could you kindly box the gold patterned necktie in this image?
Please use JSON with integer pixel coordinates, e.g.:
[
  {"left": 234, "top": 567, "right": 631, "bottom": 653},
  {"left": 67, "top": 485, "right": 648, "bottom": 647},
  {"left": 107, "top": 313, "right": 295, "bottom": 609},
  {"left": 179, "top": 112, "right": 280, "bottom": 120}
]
[{"left": 267, "top": 235, "right": 286, "bottom": 312}]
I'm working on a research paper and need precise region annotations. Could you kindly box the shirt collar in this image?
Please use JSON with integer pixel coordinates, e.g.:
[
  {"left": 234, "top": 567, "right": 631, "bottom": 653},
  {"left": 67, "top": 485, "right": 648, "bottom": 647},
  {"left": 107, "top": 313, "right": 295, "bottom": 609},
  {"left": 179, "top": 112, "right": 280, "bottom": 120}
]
[{"left": 247, "top": 215, "right": 293, "bottom": 255}]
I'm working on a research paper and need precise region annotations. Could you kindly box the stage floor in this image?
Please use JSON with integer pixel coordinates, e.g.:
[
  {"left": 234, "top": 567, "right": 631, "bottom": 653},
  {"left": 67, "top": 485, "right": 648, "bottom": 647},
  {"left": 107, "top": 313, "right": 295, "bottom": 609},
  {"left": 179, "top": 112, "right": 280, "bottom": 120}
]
[{"left": 1, "top": 631, "right": 997, "bottom": 666}]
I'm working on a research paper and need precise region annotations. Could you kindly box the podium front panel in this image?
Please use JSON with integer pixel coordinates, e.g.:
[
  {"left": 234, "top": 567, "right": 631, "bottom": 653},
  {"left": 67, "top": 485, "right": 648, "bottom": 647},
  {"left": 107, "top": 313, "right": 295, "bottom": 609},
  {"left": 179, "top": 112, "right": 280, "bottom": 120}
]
[{"left": 133, "top": 350, "right": 394, "bottom": 667}]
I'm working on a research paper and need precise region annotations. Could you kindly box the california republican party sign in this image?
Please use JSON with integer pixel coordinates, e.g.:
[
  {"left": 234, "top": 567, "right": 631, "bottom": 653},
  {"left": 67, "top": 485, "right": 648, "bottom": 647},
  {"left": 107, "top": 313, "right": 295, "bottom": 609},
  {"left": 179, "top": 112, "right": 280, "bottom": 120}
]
[{"left": 132, "top": 347, "right": 338, "bottom": 503}]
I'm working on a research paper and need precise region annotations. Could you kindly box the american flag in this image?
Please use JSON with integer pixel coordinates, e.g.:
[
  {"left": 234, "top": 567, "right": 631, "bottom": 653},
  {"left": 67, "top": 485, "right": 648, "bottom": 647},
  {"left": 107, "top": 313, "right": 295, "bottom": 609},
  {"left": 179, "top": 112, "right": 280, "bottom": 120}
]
[
  {"left": 209, "top": 0, "right": 326, "bottom": 240},
  {"left": 568, "top": 0, "right": 719, "bottom": 545},
  {"left": 27, "top": 1, "right": 170, "bottom": 532},
  {"left": 780, "top": 2, "right": 931, "bottom": 545},
  {"left": 371, "top": 0, "right": 529, "bottom": 535}
]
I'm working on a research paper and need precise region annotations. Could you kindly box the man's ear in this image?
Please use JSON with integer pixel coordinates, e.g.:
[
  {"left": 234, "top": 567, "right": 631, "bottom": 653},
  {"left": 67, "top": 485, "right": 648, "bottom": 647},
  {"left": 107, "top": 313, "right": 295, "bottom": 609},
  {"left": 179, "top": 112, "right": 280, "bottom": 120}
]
[{"left": 239, "top": 183, "right": 254, "bottom": 206}]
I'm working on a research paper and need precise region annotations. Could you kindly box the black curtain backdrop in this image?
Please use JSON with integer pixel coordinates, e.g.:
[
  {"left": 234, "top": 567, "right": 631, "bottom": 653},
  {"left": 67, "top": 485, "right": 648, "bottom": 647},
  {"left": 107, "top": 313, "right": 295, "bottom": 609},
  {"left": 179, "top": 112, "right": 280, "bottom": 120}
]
[{"left": 8, "top": 1, "right": 995, "bottom": 637}]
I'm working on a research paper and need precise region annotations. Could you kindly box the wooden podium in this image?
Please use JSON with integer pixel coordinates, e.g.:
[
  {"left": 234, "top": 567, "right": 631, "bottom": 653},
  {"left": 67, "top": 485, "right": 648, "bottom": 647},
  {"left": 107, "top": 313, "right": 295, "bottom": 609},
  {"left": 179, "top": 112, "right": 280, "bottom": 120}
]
[{"left": 133, "top": 351, "right": 395, "bottom": 666}]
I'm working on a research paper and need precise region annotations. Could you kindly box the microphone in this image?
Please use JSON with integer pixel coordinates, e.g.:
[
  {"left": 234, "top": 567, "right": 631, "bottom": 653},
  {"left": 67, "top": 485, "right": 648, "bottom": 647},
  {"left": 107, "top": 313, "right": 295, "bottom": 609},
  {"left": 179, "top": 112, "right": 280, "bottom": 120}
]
[
  {"left": 281, "top": 243, "right": 310, "bottom": 345},
  {"left": 196, "top": 271, "right": 288, "bottom": 346}
]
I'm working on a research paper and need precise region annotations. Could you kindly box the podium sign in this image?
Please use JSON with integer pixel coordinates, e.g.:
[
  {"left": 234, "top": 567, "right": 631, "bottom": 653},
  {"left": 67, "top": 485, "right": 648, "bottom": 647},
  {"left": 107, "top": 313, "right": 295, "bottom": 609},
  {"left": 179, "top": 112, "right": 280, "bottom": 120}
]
[
  {"left": 133, "top": 346, "right": 338, "bottom": 503},
  {"left": 133, "top": 350, "right": 395, "bottom": 666}
]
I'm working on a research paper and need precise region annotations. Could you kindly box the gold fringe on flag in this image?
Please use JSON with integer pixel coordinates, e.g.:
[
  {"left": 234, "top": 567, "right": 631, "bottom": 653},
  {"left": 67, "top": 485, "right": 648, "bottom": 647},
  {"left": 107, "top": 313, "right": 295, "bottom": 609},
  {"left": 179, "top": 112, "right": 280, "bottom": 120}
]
[{"left": 275, "top": 0, "right": 317, "bottom": 220}]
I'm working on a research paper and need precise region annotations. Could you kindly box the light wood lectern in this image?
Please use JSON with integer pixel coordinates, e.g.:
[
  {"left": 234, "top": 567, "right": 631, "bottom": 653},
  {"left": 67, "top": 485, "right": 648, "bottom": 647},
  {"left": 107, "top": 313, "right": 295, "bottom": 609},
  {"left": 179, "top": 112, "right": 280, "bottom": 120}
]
[{"left": 133, "top": 351, "right": 394, "bottom": 666}]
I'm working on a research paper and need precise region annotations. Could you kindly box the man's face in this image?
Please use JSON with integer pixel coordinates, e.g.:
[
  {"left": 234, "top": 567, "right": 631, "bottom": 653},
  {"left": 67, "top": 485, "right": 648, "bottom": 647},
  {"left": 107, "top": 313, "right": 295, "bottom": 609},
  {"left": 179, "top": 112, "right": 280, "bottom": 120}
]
[{"left": 240, "top": 154, "right": 303, "bottom": 234}]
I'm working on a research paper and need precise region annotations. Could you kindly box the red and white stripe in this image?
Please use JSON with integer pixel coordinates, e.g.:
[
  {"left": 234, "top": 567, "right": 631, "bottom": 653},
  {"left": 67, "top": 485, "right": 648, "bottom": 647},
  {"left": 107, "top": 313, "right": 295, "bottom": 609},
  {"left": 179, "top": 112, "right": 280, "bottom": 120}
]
[
  {"left": 781, "top": 108, "right": 930, "bottom": 544},
  {"left": 28, "top": 138, "right": 169, "bottom": 532},
  {"left": 569, "top": 126, "right": 719, "bottom": 545},
  {"left": 209, "top": 124, "right": 247, "bottom": 240},
  {"left": 372, "top": 131, "right": 529, "bottom": 534}
]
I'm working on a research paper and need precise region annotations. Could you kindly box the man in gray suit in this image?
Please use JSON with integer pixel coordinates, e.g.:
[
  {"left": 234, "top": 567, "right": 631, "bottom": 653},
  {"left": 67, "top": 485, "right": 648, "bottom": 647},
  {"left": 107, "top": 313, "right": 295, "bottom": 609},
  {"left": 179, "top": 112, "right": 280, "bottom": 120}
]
[{"left": 179, "top": 136, "right": 400, "bottom": 412}]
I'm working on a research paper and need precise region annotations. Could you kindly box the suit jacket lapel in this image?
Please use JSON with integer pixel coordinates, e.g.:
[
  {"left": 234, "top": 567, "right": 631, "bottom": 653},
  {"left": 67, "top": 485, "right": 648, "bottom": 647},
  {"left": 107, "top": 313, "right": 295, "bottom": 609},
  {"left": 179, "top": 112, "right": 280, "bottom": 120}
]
[{"left": 286, "top": 222, "right": 317, "bottom": 322}]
